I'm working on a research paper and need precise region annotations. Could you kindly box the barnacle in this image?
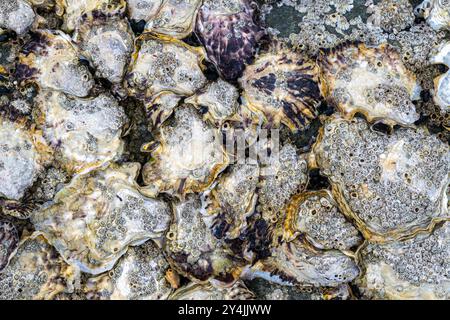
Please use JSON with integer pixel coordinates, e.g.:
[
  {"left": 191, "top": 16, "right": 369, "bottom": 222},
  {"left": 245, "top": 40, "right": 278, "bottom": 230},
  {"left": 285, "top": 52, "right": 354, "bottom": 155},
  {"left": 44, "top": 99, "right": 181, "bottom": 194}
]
[
  {"left": 196, "top": 0, "right": 265, "bottom": 80},
  {"left": 0, "top": 0, "right": 36, "bottom": 35},
  {"left": 141, "top": 105, "right": 229, "bottom": 197},
  {"left": 55, "top": 0, "right": 127, "bottom": 32},
  {"left": 0, "top": 220, "right": 19, "bottom": 272},
  {"left": 319, "top": 43, "right": 421, "bottom": 126},
  {"left": 34, "top": 90, "right": 128, "bottom": 174},
  {"left": 142, "top": 0, "right": 203, "bottom": 39},
  {"left": 126, "top": 0, "right": 162, "bottom": 23},
  {"left": 357, "top": 221, "right": 450, "bottom": 300},
  {"left": 165, "top": 194, "right": 245, "bottom": 285},
  {"left": 126, "top": 34, "right": 206, "bottom": 111},
  {"left": 0, "top": 117, "right": 51, "bottom": 201},
  {"left": 17, "top": 30, "right": 95, "bottom": 97},
  {"left": 170, "top": 281, "right": 255, "bottom": 300},
  {"left": 312, "top": 116, "right": 449, "bottom": 242},
  {"left": 429, "top": 41, "right": 450, "bottom": 113},
  {"left": 239, "top": 47, "right": 322, "bottom": 131},
  {"left": 32, "top": 163, "right": 172, "bottom": 274},
  {"left": 73, "top": 13, "right": 134, "bottom": 84},
  {"left": 415, "top": 0, "right": 450, "bottom": 31},
  {"left": 83, "top": 240, "right": 172, "bottom": 299},
  {"left": 185, "top": 79, "right": 240, "bottom": 125},
  {"left": 284, "top": 190, "right": 362, "bottom": 251},
  {"left": 0, "top": 234, "right": 78, "bottom": 300},
  {"left": 366, "top": 0, "right": 414, "bottom": 33}
]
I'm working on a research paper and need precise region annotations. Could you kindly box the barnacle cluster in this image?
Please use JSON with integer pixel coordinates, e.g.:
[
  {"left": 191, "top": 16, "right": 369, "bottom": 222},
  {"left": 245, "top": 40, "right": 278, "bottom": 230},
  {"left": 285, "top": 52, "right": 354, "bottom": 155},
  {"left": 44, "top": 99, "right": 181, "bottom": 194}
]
[{"left": 0, "top": 0, "right": 449, "bottom": 301}]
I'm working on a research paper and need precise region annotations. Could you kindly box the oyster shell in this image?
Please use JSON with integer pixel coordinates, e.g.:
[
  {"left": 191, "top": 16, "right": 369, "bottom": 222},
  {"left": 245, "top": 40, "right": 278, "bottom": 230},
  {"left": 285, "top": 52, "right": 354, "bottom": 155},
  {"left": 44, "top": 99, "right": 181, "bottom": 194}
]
[
  {"left": 126, "top": 0, "right": 162, "bottom": 23},
  {"left": 246, "top": 238, "right": 360, "bottom": 287},
  {"left": 165, "top": 194, "right": 245, "bottom": 284},
  {"left": 429, "top": 41, "right": 450, "bottom": 113},
  {"left": 170, "top": 281, "right": 255, "bottom": 300},
  {"left": 0, "top": 117, "right": 51, "bottom": 201},
  {"left": 258, "top": 143, "right": 309, "bottom": 225},
  {"left": 126, "top": 34, "right": 206, "bottom": 112},
  {"left": 196, "top": 0, "right": 265, "bottom": 80},
  {"left": 0, "top": 233, "right": 78, "bottom": 300},
  {"left": 34, "top": 90, "right": 128, "bottom": 174},
  {"left": 0, "top": 220, "right": 19, "bottom": 272},
  {"left": 239, "top": 47, "right": 321, "bottom": 131},
  {"left": 357, "top": 221, "right": 450, "bottom": 300},
  {"left": 73, "top": 13, "right": 134, "bottom": 84},
  {"left": 319, "top": 43, "right": 421, "bottom": 126},
  {"left": 141, "top": 105, "right": 229, "bottom": 197},
  {"left": 55, "top": 0, "right": 127, "bottom": 32},
  {"left": 32, "top": 162, "right": 172, "bottom": 274},
  {"left": 84, "top": 240, "right": 172, "bottom": 299},
  {"left": 185, "top": 79, "right": 239, "bottom": 125},
  {"left": 0, "top": 0, "right": 36, "bottom": 35},
  {"left": 142, "top": 0, "right": 202, "bottom": 39},
  {"left": 204, "top": 163, "right": 259, "bottom": 241},
  {"left": 284, "top": 190, "right": 362, "bottom": 251},
  {"left": 17, "top": 29, "right": 94, "bottom": 97},
  {"left": 312, "top": 116, "right": 450, "bottom": 242},
  {"left": 415, "top": 0, "right": 450, "bottom": 31}
]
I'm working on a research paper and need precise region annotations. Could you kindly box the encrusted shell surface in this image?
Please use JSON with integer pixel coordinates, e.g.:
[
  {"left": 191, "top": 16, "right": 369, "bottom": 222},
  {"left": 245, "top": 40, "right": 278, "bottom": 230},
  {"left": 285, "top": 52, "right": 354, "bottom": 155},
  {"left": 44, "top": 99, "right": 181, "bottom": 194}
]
[
  {"left": 313, "top": 116, "right": 450, "bottom": 243},
  {"left": 429, "top": 41, "right": 450, "bottom": 113},
  {"left": 196, "top": 0, "right": 265, "bottom": 80},
  {"left": 0, "top": 220, "right": 19, "bottom": 272},
  {"left": 319, "top": 43, "right": 421, "bottom": 126},
  {"left": 284, "top": 190, "right": 362, "bottom": 251},
  {"left": 0, "top": 117, "right": 51, "bottom": 201},
  {"left": 17, "top": 30, "right": 95, "bottom": 97},
  {"left": 141, "top": 105, "right": 229, "bottom": 197},
  {"left": 0, "top": 234, "right": 78, "bottom": 300},
  {"left": 415, "top": 0, "right": 450, "bottom": 31},
  {"left": 185, "top": 79, "right": 240, "bottom": 125},
  {"left": 170, "top": 281, "right": 255, "bottom": 300},
  {"left": 357, "top": 221, "right": 450, "bottom": 300},
  {"left": 73, "top": 14, "right": 134, "bottom": 84},
  {"left": 83, "top": 240, "right": 172, "bottom": 300},
  {"left": 32, "top": 162, "right": 172, "bottom": 274},
  {"left": 126, "top": 0, "right": 162, "bottom": 22},
  {"left": 366, "top": 0, "right": 415, "bottom": 33},
  {"left": 239, "top": 47, "right": 321, "bottom": 131},
  {"left": 247, "top": 238, "right": 360, "bottom": 287},
  {"left": 126, "top": 34, "right": 206, "bottom": 108},
  {"left": 34, "top": 90, "right": 128, "bottom": 174},
  {"left": 165, "top": 194, "right": 245, "bottom": 284},
  {"left": 55, "top": 0, "right": 127, "bottom": 32},
  {"left": 257, "top": 143, "right": 309, "bottom": 225},
  {"left": 204, "top": 163, "right": 259, "bottom": 241},
  {"left": 142, "top": 0, "right": 202, "bottom": 39},
  {"left": 0, "top": 0, "right": 36, "bottom": 35}
]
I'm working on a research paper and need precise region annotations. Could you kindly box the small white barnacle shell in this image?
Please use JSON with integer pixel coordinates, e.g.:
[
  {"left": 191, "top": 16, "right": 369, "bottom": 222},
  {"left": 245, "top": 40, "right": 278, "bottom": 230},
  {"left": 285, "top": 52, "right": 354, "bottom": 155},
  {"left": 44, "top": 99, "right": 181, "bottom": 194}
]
[
  {"left": 0, "top": 0, "right": 36, "bottom": 35},
  {"left": 357, "top": 221, "right": 450, "bottom": 300},
  {"left": 83, "top": 241, "right": 173, "bottom": 300},
  {"left": 0, "top": 116, "right": 52, "bottom": 201},
  {"left": 31, "top": 162, "right": 172, "bottom": 275},
  {"left": 17, "top": 29, "right": 95, "bottom": 97},
  {"left": 429, "top": 41, "right": 450, "bottom": 113},
  {"left": 415, "top": 0, "right": 450, "bottom": 31},
  {"left": 0, "top": 233, "right": 79, "bottom": 300},
  {"left": 34, "top": 90, "right": 128, "bottom": 175}
]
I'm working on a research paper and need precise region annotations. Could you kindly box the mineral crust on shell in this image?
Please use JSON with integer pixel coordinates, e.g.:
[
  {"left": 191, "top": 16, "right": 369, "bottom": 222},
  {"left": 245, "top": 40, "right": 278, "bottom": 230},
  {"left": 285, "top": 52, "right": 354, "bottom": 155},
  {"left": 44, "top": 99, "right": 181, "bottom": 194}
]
[
  {"left": 0, "top": 0, "right": 36, "bottom": 35},
  {"left": 32, "top": 163, "right": 172, "bottom": 274}
]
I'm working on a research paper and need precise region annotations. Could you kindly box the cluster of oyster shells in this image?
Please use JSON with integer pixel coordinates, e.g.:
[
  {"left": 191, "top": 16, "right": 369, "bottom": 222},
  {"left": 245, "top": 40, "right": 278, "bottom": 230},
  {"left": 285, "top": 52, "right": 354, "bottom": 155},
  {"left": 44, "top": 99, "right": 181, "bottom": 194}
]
[{"left": 0, "top": 0, "right": 449, "bottom": 300}]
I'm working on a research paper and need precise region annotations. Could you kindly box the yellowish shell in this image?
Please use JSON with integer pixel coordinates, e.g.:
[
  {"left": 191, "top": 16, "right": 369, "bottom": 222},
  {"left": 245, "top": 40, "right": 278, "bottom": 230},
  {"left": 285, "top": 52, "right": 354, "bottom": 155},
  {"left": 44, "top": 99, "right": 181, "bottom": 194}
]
[
  {"left": 32, "top": 162, "right": 172, "bottom": 274},
  {"left": 319, "top": 43, "right": 421, "bottom": 126},
  {"left": 239, "top": 48, "right": 322, "bottom": 131},
  {"left": 169, "top": 281, "right": 255, "bottom": 300},
  {"left": 34, "top": 90, "right": 128, "bottom": 175},
  {"left": 0, "top": 233, "right": 79, "bottom": 300},
  {"left": 141, "top": 105, "right": 229, "bottom": 197},
  {"left": 17, "top": 30, "right": 94, "bottom": 97},
  {"left": 312, "top": 116, "right": 449, "bottom": 243}
]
